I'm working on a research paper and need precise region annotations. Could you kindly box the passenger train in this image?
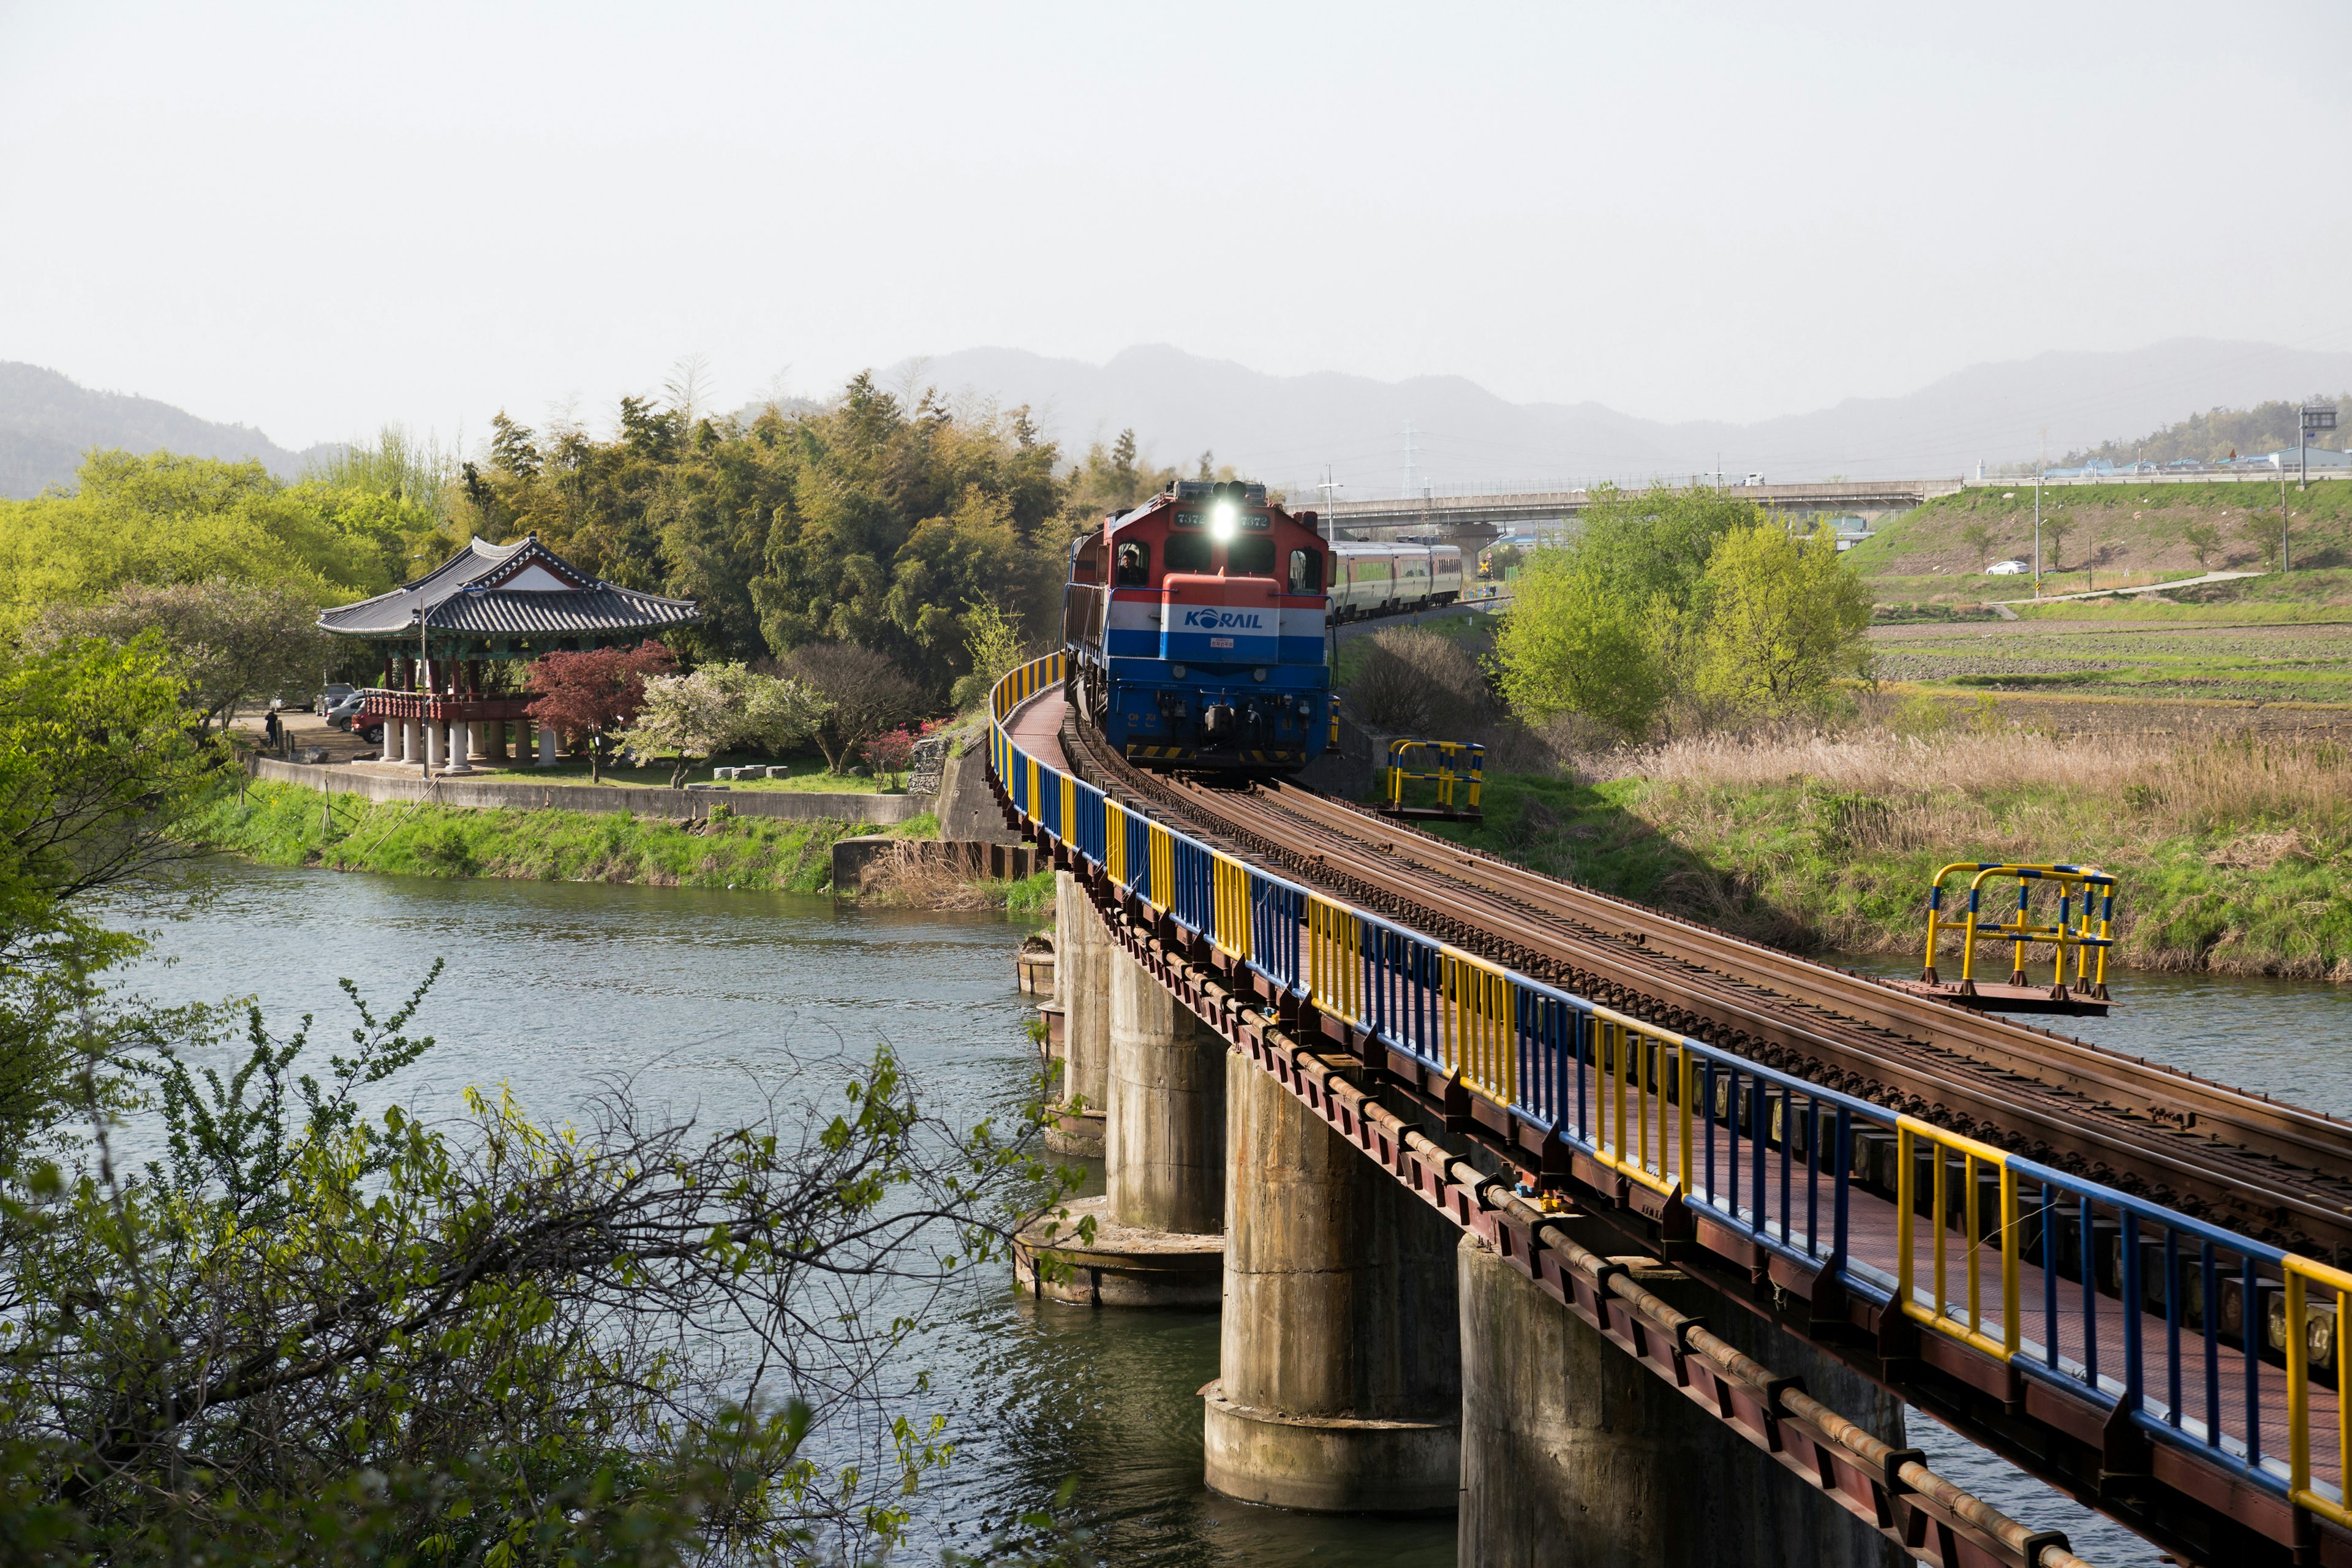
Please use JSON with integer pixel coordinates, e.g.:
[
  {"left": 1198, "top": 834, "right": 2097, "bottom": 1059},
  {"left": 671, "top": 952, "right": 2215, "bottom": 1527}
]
[{"left": 1061, "top": 479, "right": 1462, "bottom": 772}]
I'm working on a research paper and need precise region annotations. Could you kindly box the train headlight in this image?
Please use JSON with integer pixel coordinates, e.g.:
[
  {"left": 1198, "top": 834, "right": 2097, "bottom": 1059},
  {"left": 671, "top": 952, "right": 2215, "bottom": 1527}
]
[{"left": 1211, "top": 503, "right": 1238, "bottom": 541}]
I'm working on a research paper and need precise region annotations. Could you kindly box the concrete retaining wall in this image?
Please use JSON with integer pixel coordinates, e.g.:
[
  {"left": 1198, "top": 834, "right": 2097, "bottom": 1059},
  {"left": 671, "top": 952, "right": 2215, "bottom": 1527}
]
[
  {"left": 249, "top": 757, "right": 926, "bottom": 824},
  {"left": 829, "top": 835, "right": 1041, "bottom": 892}
]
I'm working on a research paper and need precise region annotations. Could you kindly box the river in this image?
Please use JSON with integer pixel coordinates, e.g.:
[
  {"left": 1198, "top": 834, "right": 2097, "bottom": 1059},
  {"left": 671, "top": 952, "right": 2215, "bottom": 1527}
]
[{"left": 109, "top": 863, "right": 2352, "bottom": 1565}]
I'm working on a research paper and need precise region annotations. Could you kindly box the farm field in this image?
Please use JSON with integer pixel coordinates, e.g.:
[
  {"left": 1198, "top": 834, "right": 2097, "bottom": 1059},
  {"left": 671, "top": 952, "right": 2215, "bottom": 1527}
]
[{"left": 1866, "top": 616, "right": 2352, "bottom": 707}]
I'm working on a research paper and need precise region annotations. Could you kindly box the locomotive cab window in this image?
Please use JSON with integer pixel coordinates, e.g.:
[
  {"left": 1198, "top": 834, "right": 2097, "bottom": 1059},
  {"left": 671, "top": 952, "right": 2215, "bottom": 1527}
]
[
  {"left": 1165, "top": 533, "right": 1212, "bottom": 574},
  {"left": 1288, "top": 548, "right": 1322, "bottom": 595},
  {"left": 1225, "top": 536, "right": 1275, "bottom": 576},
  {"left": 1115, "top": 540, "right": 1151, "bottom": 586}
]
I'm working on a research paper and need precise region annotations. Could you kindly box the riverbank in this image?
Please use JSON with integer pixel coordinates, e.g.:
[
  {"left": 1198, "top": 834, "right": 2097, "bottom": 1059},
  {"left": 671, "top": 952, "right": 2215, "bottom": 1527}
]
[
  {"left": 198, "top": 780, "right": 923, "bottom": 892},
  {"left": 1433, "top": 726, "right": 2352, "bottom": 979}
]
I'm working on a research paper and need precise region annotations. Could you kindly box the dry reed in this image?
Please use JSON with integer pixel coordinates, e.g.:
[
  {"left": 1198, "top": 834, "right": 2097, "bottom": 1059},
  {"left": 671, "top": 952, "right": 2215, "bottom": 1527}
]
[
  {"left": 859, "top": 841, "right": 1035, "bottom": 913},
  {"left": 1586, "top": 727, "right": 2352, "bottom": 844}
]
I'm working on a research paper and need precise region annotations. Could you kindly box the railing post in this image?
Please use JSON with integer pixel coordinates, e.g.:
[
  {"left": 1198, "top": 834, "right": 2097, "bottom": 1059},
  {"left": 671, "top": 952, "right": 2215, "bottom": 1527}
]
[{"left": 2121, "top": 1212, "right": 2144, "bottom": 1413}]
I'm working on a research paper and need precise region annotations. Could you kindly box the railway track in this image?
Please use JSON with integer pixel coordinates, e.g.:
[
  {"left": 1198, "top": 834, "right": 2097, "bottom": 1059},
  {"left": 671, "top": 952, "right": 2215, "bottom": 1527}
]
[{"left": 1057, "top": 711, "right": 2352, "bottom": 1259}]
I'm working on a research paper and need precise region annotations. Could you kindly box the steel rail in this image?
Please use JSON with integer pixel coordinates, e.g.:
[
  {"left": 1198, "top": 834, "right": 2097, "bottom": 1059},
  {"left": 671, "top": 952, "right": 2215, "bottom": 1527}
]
[
  {"left": 1265, "top": 780, "right": 2352, "bottom": 1175},
  {"left": 1058, "top": 717, "right": 2352, "bottom": 1258}
]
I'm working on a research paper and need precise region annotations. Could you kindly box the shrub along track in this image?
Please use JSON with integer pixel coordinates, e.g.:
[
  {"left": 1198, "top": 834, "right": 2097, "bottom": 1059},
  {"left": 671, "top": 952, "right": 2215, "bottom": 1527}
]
[{"left": 1060, "top": 715, "right": 2352, "bottom": 1261}]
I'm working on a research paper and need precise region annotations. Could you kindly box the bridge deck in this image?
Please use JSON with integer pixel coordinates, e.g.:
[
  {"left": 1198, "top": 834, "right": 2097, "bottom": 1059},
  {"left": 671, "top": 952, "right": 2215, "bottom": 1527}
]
[
  {"left": 1004, "top": 685, "right": 1069, "bottom": 775},
  {"left": 1003, "top": 648, "right": 2350, "bottom": 1559}
]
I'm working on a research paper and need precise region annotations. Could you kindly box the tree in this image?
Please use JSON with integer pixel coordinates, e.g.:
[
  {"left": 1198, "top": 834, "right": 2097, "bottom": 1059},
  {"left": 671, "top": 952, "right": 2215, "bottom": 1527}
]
[
  {"left": 2182, "top": 521, "right": 2221, "bottom": 568},
  {"left": 2236, "top": 509, "right": 2284, "bottom": 571},
  {"left": 0, "top": 636, "right": 222, "bottom": 1161},
  {"left": 863, "top": 724, "right": 925, "bottom": 790},
  {"left": 1489, "top": 485, "right": 1768, "bottom": 741},
  {"left": 1692, "top": 524, "right": 1873, "bottom": 719},
  {"left": 2040, "top": 512, "right": 2073, "bottom": 574},
  {"left": 0, "top": 970, "right": 1068, "bottom": 1562},
  {"left": 782, "top": 643, "right": 927, "bottom": 774},
  {"left": 1491, "top": 551, "right": 1670, "bottom": 739},
  {"left": 0, "top": 451, "right": 419, "bottom": 630},
  {"left": 524, "top": 641, "right": 677, "bottom": 781},
  {"left": 0, "top": 639, "right": 1076, "bottom": 1560},
  {"left": 618, "top": 663, "right": 831, "bottom": 787},
  {"left": 950, "top": 601, "right": 1029, "bottom": 709},
  {"left": 31, "top": 579, "right": 331, "bottom": 733},
  {"left": 1959, "top": 520, "right": 1996, "bottom": 569}
]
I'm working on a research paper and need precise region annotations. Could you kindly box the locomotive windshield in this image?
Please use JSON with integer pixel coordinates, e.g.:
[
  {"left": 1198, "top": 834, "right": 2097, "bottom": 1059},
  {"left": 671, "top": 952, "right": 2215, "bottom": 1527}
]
[
  {"left": 1165, "top": 533, "right": 1212, "bottom": 573},
  {"left": 1288, "top": 548, "right": 1321, "bottom": 594},
  {"left": 1115, "top": 540, "right": 1150, "bottom": 586},
  {"left": 1226, "top": 536, "right": 1275, "bottom": 576}
]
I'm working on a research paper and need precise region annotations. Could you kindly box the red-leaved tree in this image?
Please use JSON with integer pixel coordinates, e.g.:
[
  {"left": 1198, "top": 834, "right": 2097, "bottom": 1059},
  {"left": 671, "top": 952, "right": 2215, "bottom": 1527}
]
[
  {"left": 525, "top": 641, "right": 676, "bottom": 781},
  {"left": 862, "top": 724, "right": 926, "bottom": 791}
]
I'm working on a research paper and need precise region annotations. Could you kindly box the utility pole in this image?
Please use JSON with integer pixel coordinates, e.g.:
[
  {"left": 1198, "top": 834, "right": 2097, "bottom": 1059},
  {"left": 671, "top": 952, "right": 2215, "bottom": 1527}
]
[
  {"left": 1403, "top": 421, "right": 1417, "bottom": 502},
  {"left": 2033, "top": 473, "right": 2043, "bottom": 597},
  {"left": 2282, "top": 466, "right": 2291, "bottom": 575}
]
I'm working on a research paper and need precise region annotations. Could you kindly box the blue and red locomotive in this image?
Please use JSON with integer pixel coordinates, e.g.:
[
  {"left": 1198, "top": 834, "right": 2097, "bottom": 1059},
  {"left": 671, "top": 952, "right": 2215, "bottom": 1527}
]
[{"left": 1062, "top": 480, "right": 1333, "bottom": 770}]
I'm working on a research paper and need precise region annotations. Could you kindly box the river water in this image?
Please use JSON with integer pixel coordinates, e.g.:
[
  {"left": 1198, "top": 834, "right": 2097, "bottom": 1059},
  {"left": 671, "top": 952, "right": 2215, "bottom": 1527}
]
[{"left": 108, "top": 864, "right": 2352, "bottom": 1565}]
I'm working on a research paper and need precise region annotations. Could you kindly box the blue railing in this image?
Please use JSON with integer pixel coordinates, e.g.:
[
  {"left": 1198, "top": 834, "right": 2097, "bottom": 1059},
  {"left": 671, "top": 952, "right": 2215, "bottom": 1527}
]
[{"left": 990, "top": 653, "right": 2346, "bottom": 1528}]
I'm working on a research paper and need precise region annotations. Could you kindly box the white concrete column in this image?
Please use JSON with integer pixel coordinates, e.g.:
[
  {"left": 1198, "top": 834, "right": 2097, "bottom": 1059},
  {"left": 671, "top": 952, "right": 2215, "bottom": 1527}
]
[
  {"left": 400, "top": 717, "right": 419, "bottom": 766},
  {"left": 423, "top": 720, "right": 443, "bottom": 772},
  {"left": 443, "top": 720, "right": 474, "bottom": 774},
  {"left": 537, "top": 724, "right": 559, "bottom": 766},
  {"left": 379, "top": 715, "right": 399, "bottom": 763}
]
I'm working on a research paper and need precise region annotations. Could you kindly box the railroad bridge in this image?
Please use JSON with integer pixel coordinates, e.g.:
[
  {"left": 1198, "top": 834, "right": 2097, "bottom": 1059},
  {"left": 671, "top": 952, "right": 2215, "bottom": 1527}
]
[{"left": 989, "top": 653, "right": 2352, "bottom": 1568}]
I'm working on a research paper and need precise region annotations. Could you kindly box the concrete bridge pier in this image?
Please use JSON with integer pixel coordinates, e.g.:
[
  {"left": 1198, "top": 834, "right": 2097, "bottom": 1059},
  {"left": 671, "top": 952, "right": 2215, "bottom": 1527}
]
[
  {"left": 1044, "top": 872, "right": 1109, "bottom": 1158},
  {"left": 1015, "top": 936, "right": 1224, "bottom": 1306},
  {"left": 1203, "top": 1057, "right": 1461, "bottom": 1514},
  {"left": 1455, "top": 1234, "right": 1905, "bottom": 1568}
]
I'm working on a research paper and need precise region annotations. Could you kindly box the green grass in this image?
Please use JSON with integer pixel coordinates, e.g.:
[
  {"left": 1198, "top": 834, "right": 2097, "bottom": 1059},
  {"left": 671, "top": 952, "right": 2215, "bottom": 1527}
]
[
  {"left": 198, "top": 780, "right": 876, "bottom": 891},
  {"left": 1423, "top": 736, "right": 2352, "bottom": 979},
  {"left": 1002, "top": 869, "right": 1057, "bottom": 917},
  {"left": 1847, "top": 480, "right": 2352, "bottom": 604},
  {"left": 452, "top": 753, "right": 897, "bottom": 793}
]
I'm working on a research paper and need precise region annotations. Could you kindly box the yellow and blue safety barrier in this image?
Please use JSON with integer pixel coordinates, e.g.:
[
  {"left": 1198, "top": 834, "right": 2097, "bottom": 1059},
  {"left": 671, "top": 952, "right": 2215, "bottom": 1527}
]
[
  {"left": 993, "top": 654, "right": 2351, "bottom": 1527},
  {"left": 1383, "top": 737, "right": 1483, "bottom": 820},
  {"left": 1922, "top": 862, "right": 2117, "bottom": 998}
]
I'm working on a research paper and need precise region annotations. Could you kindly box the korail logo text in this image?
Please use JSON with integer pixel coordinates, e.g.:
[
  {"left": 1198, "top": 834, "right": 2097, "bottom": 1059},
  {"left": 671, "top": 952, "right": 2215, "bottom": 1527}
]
[{"left": 1180, "top": 609, "right": 1264, "bottom": 630}]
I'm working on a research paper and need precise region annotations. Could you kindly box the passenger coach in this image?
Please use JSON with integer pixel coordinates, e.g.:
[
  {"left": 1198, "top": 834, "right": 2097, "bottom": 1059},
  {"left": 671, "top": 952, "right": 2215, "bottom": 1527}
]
[{"left": 1062, "top": 480, "right": 1332, "bottom": 771}]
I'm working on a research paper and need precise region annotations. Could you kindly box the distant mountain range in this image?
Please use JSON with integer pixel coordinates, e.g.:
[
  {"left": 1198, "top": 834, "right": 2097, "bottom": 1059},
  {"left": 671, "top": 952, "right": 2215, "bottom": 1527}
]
[
  {"left": 0, "top": 362, "right": 333, "bottom": 499},
  {"left": 12, "top": 337, "right": 2351, "bottom": 503},
  {"left": 876, "top": 339, "right": 2352, "bottom": 496}
]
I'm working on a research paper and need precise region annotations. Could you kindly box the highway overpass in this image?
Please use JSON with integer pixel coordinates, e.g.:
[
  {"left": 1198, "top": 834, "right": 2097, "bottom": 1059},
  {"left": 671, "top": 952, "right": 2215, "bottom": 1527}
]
[{"left": 1318, "top": 478, "right": 1965, "bottom": 543}]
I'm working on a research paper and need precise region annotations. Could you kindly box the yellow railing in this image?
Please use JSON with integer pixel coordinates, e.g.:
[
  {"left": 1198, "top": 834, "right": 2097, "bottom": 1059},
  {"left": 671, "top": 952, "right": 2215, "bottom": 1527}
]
[
  {"left": 1105, "top": 799, "right": 1128, "bottom": 887},
  {"left": 1896, "top": 1118, "right": 2020, "bottom": 1361},
  {"left": 2288, "top": 1254, "right": 2352, "bottom": 1526},
  {"left": 1440, "top": 949, "right": 1514, "bottom": 1107},
  {"left": 1586, "top": 1015, "right": 1690, "bottom": 1200},
  {"left": 989, "top": 647, "right": 2352, "bottom": 1524},
  {"left": 1211, "top": 852, "right": 1252, "bottom": 960},
  {"left": 1146, "top": 821, "right": 1174, "bottom": 914},
  {"left": 1306, "top": 895, "right": 1363, "bottom": 1026}
]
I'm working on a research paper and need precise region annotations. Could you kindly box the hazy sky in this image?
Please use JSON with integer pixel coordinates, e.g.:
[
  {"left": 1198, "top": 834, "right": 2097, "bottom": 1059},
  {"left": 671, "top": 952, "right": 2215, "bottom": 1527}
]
[{"left": 4, "top": 1, "right": 2348, "bottom": 450}]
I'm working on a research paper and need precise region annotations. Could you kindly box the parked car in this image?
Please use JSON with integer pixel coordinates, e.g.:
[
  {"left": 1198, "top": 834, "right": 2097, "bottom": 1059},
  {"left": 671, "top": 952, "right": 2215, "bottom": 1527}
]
[
  {"left": 1986, "top": 559, "right": 2031, "bottom": 576},
  {"left": 316, "top": 682, "right": 355, "bottom": 716},
  {"left": 324, "top": 691, "right": 386, "bottom": 745}
]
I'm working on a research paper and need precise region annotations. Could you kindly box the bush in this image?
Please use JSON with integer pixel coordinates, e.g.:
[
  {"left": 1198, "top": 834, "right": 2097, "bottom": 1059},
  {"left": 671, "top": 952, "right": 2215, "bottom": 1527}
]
[{"left": 1348, "top": 627, "right": 1488, "bottom": 734}]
